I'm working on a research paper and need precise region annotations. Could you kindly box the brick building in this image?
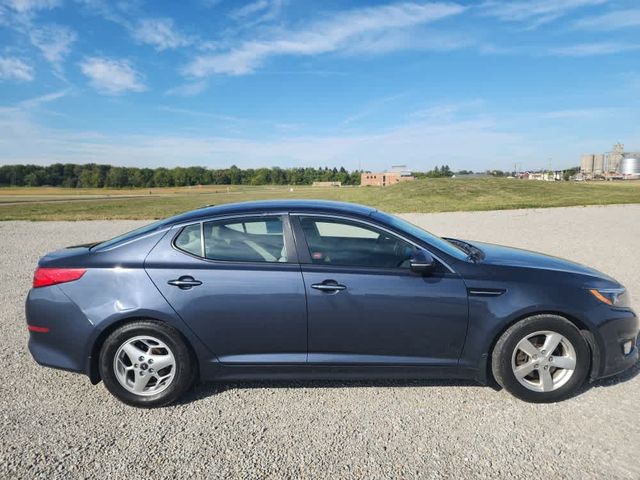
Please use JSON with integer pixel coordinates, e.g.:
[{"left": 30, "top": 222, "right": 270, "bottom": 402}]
[{"left": 360, "top": 166, "right": 415, "bottom": 186}]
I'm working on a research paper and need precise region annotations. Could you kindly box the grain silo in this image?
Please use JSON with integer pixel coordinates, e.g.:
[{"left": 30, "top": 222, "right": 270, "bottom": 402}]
[
  {"left": 607, "top": 143, "right": 625, "bottom": 172},
  {"left": 621, "top": 156, "right": 640, "bottom": 178},
  {"left": 593, "top": 154, "right": 605, "bottom": 174},
  {"left": 580, "top": 154, "right": 594, "bottom": 174}
]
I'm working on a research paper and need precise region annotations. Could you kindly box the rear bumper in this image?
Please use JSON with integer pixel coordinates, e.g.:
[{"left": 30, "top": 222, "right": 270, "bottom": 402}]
[
  {"left": 25, "top": 286, "right": 93, "bottom": 374},
  {"left": 592, "top": 309, "right": 639, "bottom": 379}
]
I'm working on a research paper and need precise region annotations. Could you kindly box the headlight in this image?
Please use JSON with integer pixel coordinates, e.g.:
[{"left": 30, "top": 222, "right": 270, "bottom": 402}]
[{"left": 589, "top": 288, "right": 630, "bottom": 308}]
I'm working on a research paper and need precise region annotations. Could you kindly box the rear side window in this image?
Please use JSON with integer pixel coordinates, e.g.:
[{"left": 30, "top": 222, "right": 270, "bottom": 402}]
[
  {"left": 174, "top": 224, "right": 202, "bottom": 256},
  {"left": 205, "top": 217, "right": 286, "bottom": 263},
  {"left": 174, "top": 216, "right": 288, "bottom": 263}
]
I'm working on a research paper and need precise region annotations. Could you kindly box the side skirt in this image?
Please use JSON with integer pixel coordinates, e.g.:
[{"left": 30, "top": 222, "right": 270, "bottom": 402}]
[{"left": 200, "top": 363, "right": 484, "bottom": 384}]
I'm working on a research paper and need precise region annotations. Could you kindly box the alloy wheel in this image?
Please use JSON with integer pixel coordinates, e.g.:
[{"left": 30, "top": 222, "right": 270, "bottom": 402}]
[
  {"left": 511, "top": 330, "right": 577, "bottom": 392},
  {"left": 113, "top": 335, "right": 176, "bottom": 396}
]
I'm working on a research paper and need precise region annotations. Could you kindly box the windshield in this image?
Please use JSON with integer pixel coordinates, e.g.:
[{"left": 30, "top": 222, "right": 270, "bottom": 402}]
[
  {"left": 371, "top": 211, "right": 470, "bottom": 261},
  {"left": 93, "top": 219, "right": 167, "bottom": 251}
]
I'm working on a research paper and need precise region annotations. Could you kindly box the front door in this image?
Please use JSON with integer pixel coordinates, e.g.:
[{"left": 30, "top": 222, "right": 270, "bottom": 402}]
[
  {"left": 293, "top": 215, "right": 468, "bottom": 366},
  {"left": 145, "top": 215, "right": 307, "bottom": 364}
]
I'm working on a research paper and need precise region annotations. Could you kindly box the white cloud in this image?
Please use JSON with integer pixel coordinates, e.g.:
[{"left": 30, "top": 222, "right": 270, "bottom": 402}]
[
  {"left": 4, "top": 98, "right": 638, "bottom": 171},
  {"left": 229, "top": 0, "right": 285, "bottom": 26},
  {"left": 481, "top": 0, "right": 607, "bottom": 27},
  {"left": 230, "top": 0, "right": 270, "bottom": 19},
  {"left": 132, "top": 17, "right": 191, "bottom": 51},
  {"left": 200, "top": 0, "right": 223, "bottom": 7},
  {"left": 164, "top": 81, "right": 208, "bottom": 97},
  {"left": 29, "top": 24, "right": 77, "bottom": 66},
  {"left": 411, "top": 99, "right": 485, "bottom": 120},
  {"left": 18, "top": 89, "right": 68, "bottom": 107},
  {"left": 341, "top": 29, "right": 473, "bottom": 56},
  {"left": 0, "top": 104, "right": 529, "bottom": 171},
  {"left": 540, "top": 107, "right": 620, "bottom": 119},
  {"left": 341, "top": 93, "right": 408, "bottom": 125},
  {"left": 4, "top": 0, "right": 60, "bottom": 13},
  {"left": 184, "top": 2, "right": 466, "bottom": 76},
  {"left": 550, "top": 42, "right": 640, "bottom": 56},
  {"left": 157, "top": 105, "right": 241, "bottom": 123},
  {"left": 75, "top": 4, "right": 194, "bottom": 51},
  {"left": 79, "top": 57, "right": 146, "bottom": 94},
  {"left": 74, "top": 0, "right": 132, "bottom": 26},
  {"left": 0, "top": 56, "right": 34, "bottom": 81},
  {"left": 573, "top": 8, "right": 640, "bottom": 30}
]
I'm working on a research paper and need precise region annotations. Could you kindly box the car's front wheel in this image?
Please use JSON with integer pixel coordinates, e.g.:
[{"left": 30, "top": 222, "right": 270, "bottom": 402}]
[
  {"left": 492, "top": 314, "right": 590, "bottom": 402},
  {"left": 99, "top": 320, "right": 196, "bottom": 408}
]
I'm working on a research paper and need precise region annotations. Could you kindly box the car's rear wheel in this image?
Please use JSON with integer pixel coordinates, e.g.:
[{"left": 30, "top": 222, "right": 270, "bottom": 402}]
[
  {"left": 99, "top": 320, "right": 196, "bottom": 408},
  {"left": 492, "top": 314, "right": 590, "bottom": 402}
]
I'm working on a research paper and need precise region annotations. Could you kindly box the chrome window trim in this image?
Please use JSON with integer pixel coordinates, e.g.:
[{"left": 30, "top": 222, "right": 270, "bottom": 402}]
[
  {"left": 170, "top": 212, "right": 295, "bottom": 266},
  {"left": 200, "top": 221, "right": 205, "bottom": 258}
]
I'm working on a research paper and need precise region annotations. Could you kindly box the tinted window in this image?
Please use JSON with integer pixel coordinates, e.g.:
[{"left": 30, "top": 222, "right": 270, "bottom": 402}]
[
  {"left": 371, "top": 211, "right": 469, "bottom": 261},
  {"left": 174, "top": 224, "right": 202, "bottom": 256},
  {"left": 299, "top": 217, "right": 417, "bottom": 268},
  {"left": 203, "top": 217, "right": 287, "bottom": 263}
]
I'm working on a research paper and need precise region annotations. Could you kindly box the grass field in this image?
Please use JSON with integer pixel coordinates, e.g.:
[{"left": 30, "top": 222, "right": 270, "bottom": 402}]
[{"left": 1, "top": 178, "right": 639, "bottom": 220}]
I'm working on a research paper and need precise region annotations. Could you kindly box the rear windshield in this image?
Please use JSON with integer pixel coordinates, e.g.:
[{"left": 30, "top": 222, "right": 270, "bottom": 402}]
[{"left": 93, "top": 219, "right": 166, "bottom": 251}]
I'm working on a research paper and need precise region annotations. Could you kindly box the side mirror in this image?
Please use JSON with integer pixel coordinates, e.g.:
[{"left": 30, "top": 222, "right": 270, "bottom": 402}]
[{"left": 410, "top": 250, "right": 435, "bottom": 274}]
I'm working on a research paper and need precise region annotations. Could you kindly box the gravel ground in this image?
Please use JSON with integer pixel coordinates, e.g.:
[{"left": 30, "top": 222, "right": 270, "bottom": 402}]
[{"left": 1, "top": 204, "right": 638, "bottom": 479}]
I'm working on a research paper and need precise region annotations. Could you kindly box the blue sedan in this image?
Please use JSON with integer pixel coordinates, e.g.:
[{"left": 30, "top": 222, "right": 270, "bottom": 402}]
[{"left": 26, "top": 200, "right": 638, "bottom": 407}]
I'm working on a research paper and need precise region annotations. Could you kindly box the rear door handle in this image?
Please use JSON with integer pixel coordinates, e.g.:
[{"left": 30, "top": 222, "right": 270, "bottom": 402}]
[
  {"left": 168, "top": 276, "right": 202, "bottom": 290},
  {"left": 311, "top": 281, "right": 347, "bottom": 292}
]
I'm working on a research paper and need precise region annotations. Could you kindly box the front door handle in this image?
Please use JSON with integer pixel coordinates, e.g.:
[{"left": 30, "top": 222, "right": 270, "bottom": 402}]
[
  {"left": 168, "top": 276, "right": 202, "bottom": 290},
  {"left": 311, "top": 280, "right": 347, "bottom": 292}
]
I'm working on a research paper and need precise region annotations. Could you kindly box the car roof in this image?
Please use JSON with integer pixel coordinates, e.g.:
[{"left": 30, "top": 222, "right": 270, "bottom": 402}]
[{"left": 162, "top": 199, "right": 377, "bottom": 226}]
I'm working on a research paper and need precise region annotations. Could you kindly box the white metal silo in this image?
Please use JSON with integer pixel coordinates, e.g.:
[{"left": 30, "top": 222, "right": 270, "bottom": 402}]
[{"left": 620, "top": 156, "right": 640, "bottom": 177}]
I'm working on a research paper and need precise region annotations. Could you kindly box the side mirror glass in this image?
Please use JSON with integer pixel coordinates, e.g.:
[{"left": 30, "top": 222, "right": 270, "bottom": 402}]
[{"left": 410, "top": 250, "right": 435, "bottom": 274}]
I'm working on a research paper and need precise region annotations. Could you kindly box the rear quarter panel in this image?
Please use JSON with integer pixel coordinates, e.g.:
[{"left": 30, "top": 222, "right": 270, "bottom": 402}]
[{"left": 30, "top": 228, "right": 213, "bottom": 378}]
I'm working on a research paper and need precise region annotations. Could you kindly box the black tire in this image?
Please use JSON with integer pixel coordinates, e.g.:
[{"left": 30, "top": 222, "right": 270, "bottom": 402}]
[
  {"left": 99, "top": 320, "right": 196, "bottom": 408},
  {"left": 491, "top": 314, "right": 590, "bottom": 403}
]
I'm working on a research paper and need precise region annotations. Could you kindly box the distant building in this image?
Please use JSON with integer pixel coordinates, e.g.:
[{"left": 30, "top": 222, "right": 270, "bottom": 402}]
[
  {"left": 580, "top": 154, "right": 605, "bottom": 175},
  {"left": 581, "top": 143, "right": 640, "bottom": 179},
  {"left": 312, "top": 181, "right": 342, "bottom": 187},
  {"left": 520, "top": 171, "right": 561, "bottom": 181},
  {"left": 361, "top": 165, "right": 415, "bottom": 186}
]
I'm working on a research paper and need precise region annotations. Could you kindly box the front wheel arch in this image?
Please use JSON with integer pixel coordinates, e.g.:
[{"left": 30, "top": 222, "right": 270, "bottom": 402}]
[{"left": 485, "top": 311, "right": 596, "bottom": 386}]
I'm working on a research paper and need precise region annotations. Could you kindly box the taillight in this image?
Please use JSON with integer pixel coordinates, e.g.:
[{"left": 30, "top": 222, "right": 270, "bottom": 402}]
[{"left": 33, "top": 267, "right": 86, "bottom": 288}]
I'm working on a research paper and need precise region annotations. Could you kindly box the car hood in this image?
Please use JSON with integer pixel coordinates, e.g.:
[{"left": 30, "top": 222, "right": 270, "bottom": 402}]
[{"left": 470, "top": 240, "right": 616, "bottom": 281}]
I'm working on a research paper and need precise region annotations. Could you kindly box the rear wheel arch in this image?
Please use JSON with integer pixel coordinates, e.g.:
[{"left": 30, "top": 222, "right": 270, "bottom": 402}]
[{"left": 87, "top": 316, "right": 199, "bottom": 385}]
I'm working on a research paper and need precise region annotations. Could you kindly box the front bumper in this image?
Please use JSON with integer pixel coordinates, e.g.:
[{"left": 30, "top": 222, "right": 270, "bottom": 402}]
[{"left": 592, "top": 309, "right": 639, "bottom": 379}]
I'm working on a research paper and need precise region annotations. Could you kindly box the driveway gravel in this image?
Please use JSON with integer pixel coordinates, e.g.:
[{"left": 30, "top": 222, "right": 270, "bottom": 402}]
[{"left": 1, "top": 204, "right": 638, "bottom": 479}]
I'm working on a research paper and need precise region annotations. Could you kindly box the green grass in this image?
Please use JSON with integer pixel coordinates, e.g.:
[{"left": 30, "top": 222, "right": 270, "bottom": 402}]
[{"left": 1, "top": 178, "right": 639, "bottom": 220}]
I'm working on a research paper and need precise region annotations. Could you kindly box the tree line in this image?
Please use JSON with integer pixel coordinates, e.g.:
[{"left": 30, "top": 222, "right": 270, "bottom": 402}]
[
  {"left": 0, "top": 164, "right": 363, "bottom": 188},
  {"left": 1, "top": 163, "right": 549, "bottom": 189}
]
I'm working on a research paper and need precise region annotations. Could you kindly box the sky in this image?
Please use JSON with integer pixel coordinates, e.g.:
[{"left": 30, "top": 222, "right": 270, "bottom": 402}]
[{"left": 0, "top": 0, "right": 639, "bottom": 172}]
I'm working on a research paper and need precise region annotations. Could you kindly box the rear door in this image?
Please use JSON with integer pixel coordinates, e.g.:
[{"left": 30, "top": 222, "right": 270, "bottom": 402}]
[
  {"left": 145, "top": 214, "right": 308, "bottom": 364},
  {"left": 292, "top": 215, "right": 469, "bottom": 366}
]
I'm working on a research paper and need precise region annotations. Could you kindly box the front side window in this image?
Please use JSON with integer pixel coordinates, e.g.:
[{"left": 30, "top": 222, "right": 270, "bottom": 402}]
[
  {"left": 204, "top": 216, "right": 287, "bottom": 263},
  {"left": 298, "top": 216, "right": 417, "bottom": 268}
]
